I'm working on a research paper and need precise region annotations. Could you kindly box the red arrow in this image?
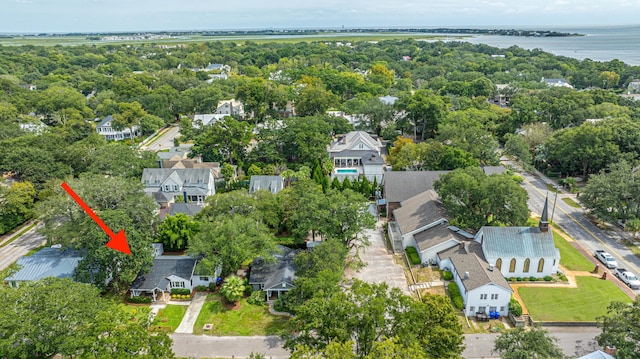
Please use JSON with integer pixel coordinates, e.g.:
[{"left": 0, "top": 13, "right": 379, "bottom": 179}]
[{"left": 61, "top": 182, "right": 131, "bottom": 255}]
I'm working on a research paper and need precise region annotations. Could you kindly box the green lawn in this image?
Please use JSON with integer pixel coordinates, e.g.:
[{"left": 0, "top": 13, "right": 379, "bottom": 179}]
[
  {"left": 151, "top": 305, "right": 188, "bottom": 332},
  {"left": 561, "top": 197, "right": 582, "bottom": 208},
  {"left": 519, "top": 276, "right": 632, "bottom": 322},
  {"left": 193, "top": 294, "right": 290, "bottom": 336},
  {"left": 553, "top": 230, "right": 594, "bottom": 271}
]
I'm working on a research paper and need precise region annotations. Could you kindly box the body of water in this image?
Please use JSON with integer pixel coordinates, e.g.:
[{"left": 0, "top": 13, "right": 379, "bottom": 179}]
[{"left": 454, "top": 25, "right": 640, "bottom": 66}]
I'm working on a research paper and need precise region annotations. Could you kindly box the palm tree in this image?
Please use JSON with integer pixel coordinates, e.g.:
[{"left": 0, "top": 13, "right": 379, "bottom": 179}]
[{"left": 220, "top": 275, "right": 245, "bottom": 304}]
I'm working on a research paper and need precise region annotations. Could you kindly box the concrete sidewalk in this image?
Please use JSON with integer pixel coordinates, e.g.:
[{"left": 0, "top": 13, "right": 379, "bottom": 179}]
[
  {"left": 171, "top": 334, "right": 290, "bottom": 359},
  {"left": 175, "top": 292, "right": 207, "bottom": 334}
]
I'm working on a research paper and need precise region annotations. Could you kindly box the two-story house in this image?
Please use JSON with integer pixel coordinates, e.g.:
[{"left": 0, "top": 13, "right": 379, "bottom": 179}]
[
  {"left": 216, "top": 99, "right": 245, "bottom": 119},
  {"left": 95, "top": 115, "right": 139, "bottom": 140},
  {"left": 142, "top": 168, "right": 215, "bottom": 208},
  {"left": 328, "top": 131, "right": 385, "bottom": 182}
]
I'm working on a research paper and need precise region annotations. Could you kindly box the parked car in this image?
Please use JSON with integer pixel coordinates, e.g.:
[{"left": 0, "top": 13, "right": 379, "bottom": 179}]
[
  {"left": 594, "top": 250, "right": 618, "bottom": 269},
  {"left": 614, "top": 268, "right": 640, "bottom": 289}
]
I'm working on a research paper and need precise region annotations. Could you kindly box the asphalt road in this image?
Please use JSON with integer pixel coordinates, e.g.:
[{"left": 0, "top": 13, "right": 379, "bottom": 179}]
[
  {"left": 503, "top": 158, "right": 640, "bottom": 296},
  {"left": 140, "top": 125, "right": 180, "bottom": 151},
  {"left": 0, "top": 224, "right": 47, "bottom": 270}
]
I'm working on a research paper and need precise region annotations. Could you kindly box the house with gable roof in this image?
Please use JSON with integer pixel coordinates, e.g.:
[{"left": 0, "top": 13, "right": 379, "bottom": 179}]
[
  {"left": 4, "top": 246, "right": 83, "bottom": 288},
  {"left": 475, "top": 199, "right": 560, "bottom": 278},
  {"left": 328, "top": 131, "right": 386, "bottom": 182},
  {"left": 142, "top": 168, "right": 215, "bottom": 208},
  {"left": 95, "top": 115, "right": 139, "bottom": 140},
  {"left": 248, "top": 245, "right": 298, "bottom": 301},
  {"left": 249, "top": 175, "right": 284, "bottom": 194}
]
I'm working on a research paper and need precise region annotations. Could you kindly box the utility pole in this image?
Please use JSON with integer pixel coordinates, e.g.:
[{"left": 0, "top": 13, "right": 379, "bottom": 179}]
[{"left": 551, "top": 185, "right": 559, "bottom": 224}]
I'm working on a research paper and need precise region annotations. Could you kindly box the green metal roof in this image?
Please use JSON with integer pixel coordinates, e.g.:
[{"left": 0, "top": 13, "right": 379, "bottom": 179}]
[{"left": 481, "top": 226, "right": 560, "bottom": 259}]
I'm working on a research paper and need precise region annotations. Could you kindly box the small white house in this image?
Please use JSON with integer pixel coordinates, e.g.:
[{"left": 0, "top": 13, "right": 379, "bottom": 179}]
[{"left": 95, "top": 115, "right": 139, "bottom": 140}]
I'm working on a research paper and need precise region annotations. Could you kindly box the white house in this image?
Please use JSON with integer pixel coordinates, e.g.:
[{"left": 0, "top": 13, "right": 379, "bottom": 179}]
[
  {"left": 476, "top": 200, "right": 560, "bottom": 278},
  {"left": 216, "top": 99, "right": 245, "bottom": 119},
  {"left": 439, "top": 241, "right": 513, "bottom": 317},
  {"left": 192, "top": 114, "right": 227, "bottom": 128},
  {"left": 327, "top": 131, "right": 385, "bottom": 182},
  {"left": 142, "top": 168, "right": 215, "bottom": 208},
  {"left": 95, "top": 115, "right": 139, "bottom": 140},
  {"left": 542, "top": 77, "right": 574, "bottom": 89}
]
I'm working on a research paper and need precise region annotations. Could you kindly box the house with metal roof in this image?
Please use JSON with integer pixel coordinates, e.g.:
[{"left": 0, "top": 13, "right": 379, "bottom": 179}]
[
  {"left": 142, "top": 168, "right": 215, "bottom": 208},
  {"left": 475, "top": 199, "right": 560, "bottom": 278},
  {"left": 577, "top": 350, "right": 615, "bottom": 359},
  {"left": 248, "top": 245, "right": 298, "bottom": 302},
  {"left": 438, "top": 241, "right": 513, "bottom": 318},
  {"left": 95, "top": 115, "right": 139, "bottom": 141},
  {"left": 328, "top": 131, "right": 386, "bottom": 182},
  {"left": 249, "top": 175, "right": 284, "bottom": 194},
  {"left": 4, "top": 247, "right": 83, "bottom": 288}
]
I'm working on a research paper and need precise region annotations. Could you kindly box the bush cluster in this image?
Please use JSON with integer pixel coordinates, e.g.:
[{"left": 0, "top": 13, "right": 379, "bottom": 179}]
[
  {"left": 442, "top": 270, "right": 453, "bottom": 281},
  {"left": 128, "top": 296, "right": 151, "bottom": 304},
  {"left": 247, "top": 290, "right": 266, "bottom": 306},
  {"left": 171, "top": 288, "right": 191, "bottom": 295},
  {"left": 508, "top": 298, "right": 523, "bottom": 316},
  {"left": 447, "top": 282, "right": 464, "bottom": 310},
  {"left": 194, "top": 285, "right": 208, "bottom": 291},
  {"left": 405, "top": 247, "right": 421, "bottom": 265},
  {"left": 172, "top": 294, "right": 191, "bottom": 300},
  {"left": 544, "top": 275, "right": 553, "bottom": 282}
]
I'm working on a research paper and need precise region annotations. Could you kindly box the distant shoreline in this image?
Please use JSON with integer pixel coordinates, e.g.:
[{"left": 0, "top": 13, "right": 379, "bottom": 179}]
[{"left": 0, "top": 28, "right": 583, "bottom": 39}]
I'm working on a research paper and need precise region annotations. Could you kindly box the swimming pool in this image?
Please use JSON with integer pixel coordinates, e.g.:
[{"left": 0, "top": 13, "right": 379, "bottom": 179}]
[{"left": 336, "top": 168, "right": 358, "bottom": 174}]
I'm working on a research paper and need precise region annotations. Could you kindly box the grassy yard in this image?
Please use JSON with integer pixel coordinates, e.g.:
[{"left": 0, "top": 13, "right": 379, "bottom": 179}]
[
  {"left": 518, "top": 276, "right": 632, "bottom": 322},
  {"left": 553, "top": 230, "right": 595, "bottom": 271},
  {"left": 151, "top": 305, "right": 188, "bottom": 332},
  {"left": 193, "top": 294, "right": 290, "bottom": 336},
  {"left": 561, "top": 197, "right": 582, "bottom": 208}
]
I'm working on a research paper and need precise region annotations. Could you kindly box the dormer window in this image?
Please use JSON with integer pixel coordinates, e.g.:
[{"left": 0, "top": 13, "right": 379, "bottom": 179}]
[{"left": 164, "top": 185, "right": 170, "bottom": 191}]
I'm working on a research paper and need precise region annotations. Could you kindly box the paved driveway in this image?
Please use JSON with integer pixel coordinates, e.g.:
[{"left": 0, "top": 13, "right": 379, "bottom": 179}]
[
  {"left": 346, "top": 221, "right": 410, "bottom": 295},
  {"left": 175, "top": 292, "right": 207, "bottom": 334}
]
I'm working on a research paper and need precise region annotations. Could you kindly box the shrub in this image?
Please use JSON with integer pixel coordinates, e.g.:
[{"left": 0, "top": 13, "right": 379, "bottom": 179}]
[
  {"left": 529, "top": 276, "right": 537, "bottom": 282},
  {"left": 194, "top": 285, "right": 207, "bottom": 291},
  {"left": 447, "top": 282, "right": 464, "bottom": 310},
  {"left": 544, "top": 275, "right": 553, "bottom": 282},
  {"left": 171, "top": 288, "right": 191, "bottom": 295},
  {"left": 522, "top": 277, "right": 529, "bottom": 282},
  {"left": 128, "top": 296, "right": 151, "bottom": 304},
  {"left": 559, "top": 274, "right": 568, "bottom": 281},
  {"left": 442, "top": 270, "right": 453, "bottom": 281},
  {"left": 516, "top": 277, "right": 523, "bottom": 282},
  {"left": 405, "top": 247, "right": 421, "bottom": 265},
  {"left": 209, "top": 282, "right": 217, "bottom": 291},
  {"left": 509, "top": 298, "right": 523, "bottom": 316},
  {"left": 247, "top": 290, "right": 266, "bottom": 306},
  {"left": 244, "top": 278, "right": 253, "bottom": 296}
]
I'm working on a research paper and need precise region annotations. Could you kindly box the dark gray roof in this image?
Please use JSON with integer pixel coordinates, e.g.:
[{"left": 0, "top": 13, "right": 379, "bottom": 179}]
[
  {"left": 5, "top": 247, "right": 82, "bottom": 282},
  {"left": 481, "top": 226, "right": 560, "bottom": 259},
  {"left": 249, "top": 245, "right": 298, "bottom": 290},
  {"left": 481, "top": 166, "right": 507, "bottom": 175},
  {"left": 96, "top": 115, "right": 114, "bottom": 128},
  {"left": 393, "top": 190, "right": 448, "bottom": 235},
  {"left": 168, "top": 203, "right": 203, "bottom": 216},
  {"left": 414, "top": 223, "right": 463, "bottom": 252},
  {"left": 439, "top": 241, "right": 511, "bottom": 292},
  {"left": 249, "top": 176, "right": 284, "bottom": 194},
  {"left": 142, "top": 168, "right": 213, "bottom": 185},
  {"left": 383, "top": 171, "right": 450, "bottom": 204},
  {"left": 130, "top": 256, "right": 196, "bottom": 291}
]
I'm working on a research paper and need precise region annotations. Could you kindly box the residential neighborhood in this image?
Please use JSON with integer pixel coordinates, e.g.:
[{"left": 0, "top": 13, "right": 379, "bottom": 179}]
[{"left": 1, "top": 31, "right": 640, "bottom": 359}]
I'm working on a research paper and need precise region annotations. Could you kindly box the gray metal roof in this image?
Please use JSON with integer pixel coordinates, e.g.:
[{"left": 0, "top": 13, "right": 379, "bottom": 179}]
[
  {"left": 249, "top": 176, "right": 284, "bottom": 194},
  {"left": 168, "top": 203, "right": 203, "bottom": 216},
  {"left": 481, "top": 226, "right": 560, "bottom": 259},
  {"left": 393, "top": 190, "right": 448, "bottom": 235},
  {"left": 328, "top": 131, "right": 381, "bottom": 153},
  {"left": 142, "top": 168, "right": 213, "bottom": 185},
  {"left": 383, "top": 171, "right": 450, "bottom": 204},
  {"left": 577, "top": 351, "right": 615, "bottom": 359},
  {"left": 248, "top": 245, "right": 298, "bottom": 290},
  {"left": 130, "top": 256, "right": 196, "bottom": 291},
  {"left": 439, "top": 241, "right": 511, "bottom": 292},
  {"left": 96, "top": 115, "right": 114, "bottom": 128},
  {"left": 5, "top": 247, "right": 82, "bottom": 282}
]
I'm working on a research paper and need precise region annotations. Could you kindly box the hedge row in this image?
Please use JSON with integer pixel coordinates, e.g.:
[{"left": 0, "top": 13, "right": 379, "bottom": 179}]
[
  {"left": 448, "top": 282, "right": 464, "bottom": 310},
  {"left": 509, "top": 298, "right": 523, "bottom": 316},
  {"left": 506, "top": 276, "right": 553, "bottom": 282},
  {"left": 171, "top": 288, "right": 191, "bottom": 295},
  {"left": 128, "top": 296, "right": 151, "bottom": 304},
  {"left": 405, "top": 247, "right": 421, "bottom": 265},
  {"left": 172, "top": 294, "right": 191, "bottom": 300}
]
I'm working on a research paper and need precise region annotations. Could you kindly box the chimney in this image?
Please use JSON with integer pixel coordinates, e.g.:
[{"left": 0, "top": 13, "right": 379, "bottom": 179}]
[
  {"left": 183, "top": 191, "right": 188, "bottom": 203},
  {"left": 489, "top": 264, "right": 494, "bottom": 272},
  {"left": 158, "top": 159, "right": 163, "bottom": 168},
  {"left": 464, "top": 271, "right": 469, "bottom": 280},
  {"left": 460, "top": 241, "right": 466, "bottom": 253}
]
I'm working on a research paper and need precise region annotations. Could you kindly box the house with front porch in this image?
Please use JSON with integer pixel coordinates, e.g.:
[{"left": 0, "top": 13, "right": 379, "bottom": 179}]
[
  {"left": 95, "top": 115, "right": 139, "bottom": 141},
  {"left": 142, "top": 168, "right": 215, "bottom": 208},
  {"left": 248, "top": 245, "right": 298, "bottom": 301},
  {"left": 4, "top": 246, "right": 83, "bottom": 288},
  {"left": 328, "top": 131, "right": 385, "bottom": 182}
]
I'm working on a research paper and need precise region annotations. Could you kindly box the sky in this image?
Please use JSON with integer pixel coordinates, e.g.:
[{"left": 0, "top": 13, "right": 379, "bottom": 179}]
[{"left": 1, "top": 0, "right": 639, "bottom": 33}]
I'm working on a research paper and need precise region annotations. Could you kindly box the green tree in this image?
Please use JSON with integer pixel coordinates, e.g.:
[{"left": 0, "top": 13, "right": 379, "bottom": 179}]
[
  {"left": 434, "top": 167, "right": 529, "bottom": 229},
  {"left": 580, "top": 160, "right": 640, "bottom": 222},
  {"left": 402, "top": 90, "right": 447, "bottom": 140},
  {"left": 248, "top": 164, "right": 263, "bottom": 176},
  {"left": 87, "top": 142, "right": 158, "bottom": 178},
  {"left": 220, "top": 275, "right": 246, "bottom": 304},
  {"left": 493, "top": 327, "right": 564, "bottom": 359},
  {"left": 296, "top": 85, "right": 339, "bottom": 117},
  {"left": 597, "top": 298, "right": 640, "bottom": 358},
  {"left": 0, "top": 277, "right": 174, "bottom": 358},
  {"left": 112, "top": 101, "right": 147, "bottom": 138},
  {"left": 157, "top": 213, "right": 200, "bottom": 251},
  {"left": 191, "top": 116, "right": 252, "bottom": 165},
  {"left": 38, "top": 175, "right": 157, "bottom": 292},
  {"left": 0, "top": 181, "right": 36, "bottom": 234},
  {"left": 504, "top": 133, "right": 531, "bottom": 166}
]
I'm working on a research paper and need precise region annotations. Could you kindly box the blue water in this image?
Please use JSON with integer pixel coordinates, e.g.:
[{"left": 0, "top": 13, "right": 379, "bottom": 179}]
[
  {"left": 336, "top": 169, "right": 358, "bottom": 174},
  {"left": 454, "top": 25, "right": 640, "bottom": 66}
]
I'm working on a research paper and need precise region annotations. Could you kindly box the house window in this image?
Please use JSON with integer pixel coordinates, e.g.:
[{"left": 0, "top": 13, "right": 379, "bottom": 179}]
[
  {"left": 199, "top": 277, "right": 209, "bottom": 281},
  {"left": 171, "top": 281, "right": 185, "bottom": 288},
  {"left": 495, "top": 258, "right": 502, "bottom": 270},
  {"left": 491, "top": 294, "right": 498, "bottom": 300},
  {"left": 478, "top": 306, "right": 486, "bottom": 313},
  {"left": 164, "top": 185, "right": 170, "bottom": 191},
  {"left": 509, "top": 258, "right": 516, "bottom": 273},
  {"left": 480, "top": 294, "right": 487, "bottom": 300},
  {"left": 523, "top": 258, "right": 530, "bottom": 273},
  {"left": 470, "top": 306, "right": 475, "bottom": 312},
  {"left": 489, "top": 306, "right": 497, "bottom": 312},
  {"left": 174, "top": 185, "right": 179, "bottom": 191},
  {"left": 538, "top": 258, "right": 545, "bottom": 272},
  {"left": 500, "top": 306, "right": 505, "bottom": 312}
]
